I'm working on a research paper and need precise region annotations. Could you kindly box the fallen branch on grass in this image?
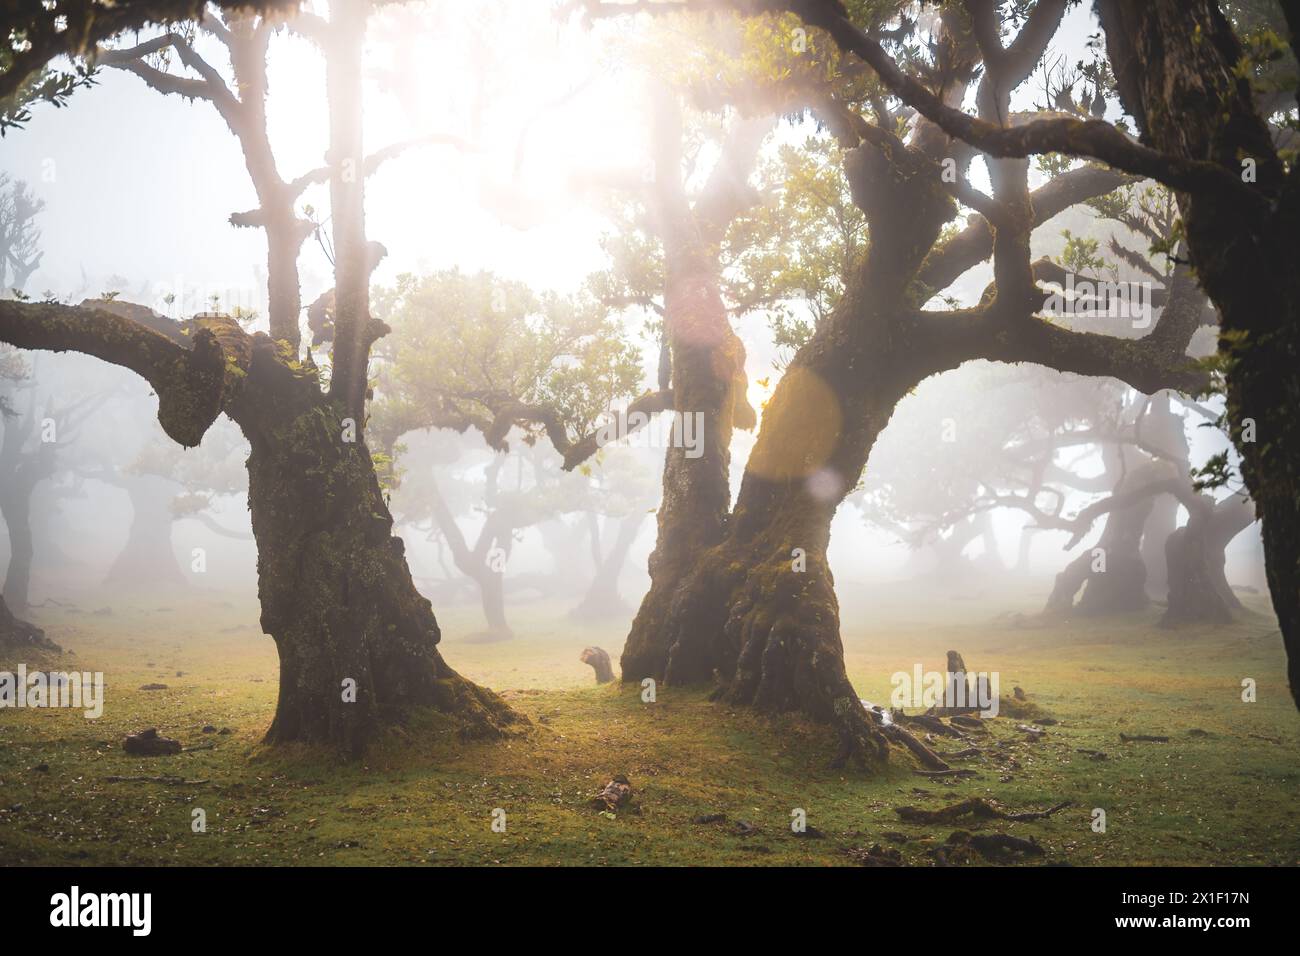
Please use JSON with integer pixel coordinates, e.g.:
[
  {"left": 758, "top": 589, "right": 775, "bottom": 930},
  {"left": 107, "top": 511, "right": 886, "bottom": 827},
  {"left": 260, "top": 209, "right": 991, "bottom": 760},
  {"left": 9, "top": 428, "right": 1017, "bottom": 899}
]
[
  {"left": 895, "top": 797, "right": 1070, "bottom": 824},
  {"left": 1119, "top": 733, "right": 1170, "bottom": 743}
]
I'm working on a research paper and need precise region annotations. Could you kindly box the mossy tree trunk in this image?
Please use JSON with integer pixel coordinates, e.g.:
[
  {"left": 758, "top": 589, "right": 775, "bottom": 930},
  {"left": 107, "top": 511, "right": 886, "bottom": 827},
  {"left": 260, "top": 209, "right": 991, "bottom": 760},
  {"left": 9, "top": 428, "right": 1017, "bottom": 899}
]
[
  {"left": 1097, "top": 0, "right": 1300, "bottom": 704},
  {"left": 235, "top": 364, "right": 517, "bottom": 753},
  {"left": 622, "top": 127, "right": 961, "bottom": 762},
  {"left": 620, "top": 89, "right": 759, "bottom": 681},
  {"left": 615, "top": 10, "right": 1209, "bottom": 763},
  {"left": 0, "top": 485, "right": 35, "bottom": 613}
]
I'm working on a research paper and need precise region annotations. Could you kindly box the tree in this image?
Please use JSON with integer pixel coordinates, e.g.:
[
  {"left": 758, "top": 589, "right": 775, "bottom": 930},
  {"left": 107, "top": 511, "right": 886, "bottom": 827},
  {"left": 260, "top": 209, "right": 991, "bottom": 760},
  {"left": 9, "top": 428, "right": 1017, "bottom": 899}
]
[
  {"left": 0, "top": 346, "right": 55, "bottom": 649},
  {"left": 698, "top": 0, "right": 1300, "bottom": 708},
  {"left": 0, "top": 1, "right": 293, "bottom": 130},
  {"left": 584, "top": 0, "right": 1208, "bottom": 765},
  {"left": 98, "top": 423, "right": 249, "bottom": 589},
  {"left": 0, "top": 352, "right": 116, "bottom": 611},
  {"left": 94, "top": 6, "right": 464, "bottom": 351},
  {"left": 0, "top": 175, "right": 43, "bottom": 290},
  {"left": 370, "top": 267, "right": 643, "bottom": 640},
  {"left": 0, "top": 1, "right": 520, "bottom": 754}
]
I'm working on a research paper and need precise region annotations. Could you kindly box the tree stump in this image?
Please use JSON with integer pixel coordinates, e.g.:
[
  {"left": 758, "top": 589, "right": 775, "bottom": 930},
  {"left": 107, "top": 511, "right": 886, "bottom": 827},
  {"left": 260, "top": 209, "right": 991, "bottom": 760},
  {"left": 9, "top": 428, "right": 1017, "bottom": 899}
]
[{"left": 579, "top": 646, "right": 615, "bottom": 684}]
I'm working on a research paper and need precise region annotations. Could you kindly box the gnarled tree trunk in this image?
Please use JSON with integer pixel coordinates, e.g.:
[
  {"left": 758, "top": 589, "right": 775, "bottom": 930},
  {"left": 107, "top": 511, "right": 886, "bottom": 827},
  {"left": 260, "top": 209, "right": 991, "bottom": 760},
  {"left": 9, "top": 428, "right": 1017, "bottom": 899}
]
[
  {"left": 232, "top": 344, "right": 519, "bottom": 754},
  {"left": 620, "top": 90, "right": 757, "bottom": 682},
  {"left": 1098, "top": 0, "right": 1300, "bottom": 704}
]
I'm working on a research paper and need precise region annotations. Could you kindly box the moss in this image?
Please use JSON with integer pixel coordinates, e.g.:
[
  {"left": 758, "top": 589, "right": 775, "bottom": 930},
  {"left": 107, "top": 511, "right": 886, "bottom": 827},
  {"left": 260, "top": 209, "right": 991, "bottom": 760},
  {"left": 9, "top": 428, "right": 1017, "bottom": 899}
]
[{"left": 3, "top": 593, "right": 1295, "bottom": 865}]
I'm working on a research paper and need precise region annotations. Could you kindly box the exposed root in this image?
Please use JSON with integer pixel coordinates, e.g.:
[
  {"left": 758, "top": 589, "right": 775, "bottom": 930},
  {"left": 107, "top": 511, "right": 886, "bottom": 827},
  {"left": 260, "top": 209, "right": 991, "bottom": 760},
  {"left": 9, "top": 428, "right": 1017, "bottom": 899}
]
[
  {"left": 895, "top": 713, "right": 967, "bottom": 739},
  {"left": 883, "top": 723, "right": 952, "bottom": 771},
  {"left": 896, "top": 797, "right": 1071, "bottom": 824},
  {"left": 830, "top": 702, "right": 891, "bottom": 769}
]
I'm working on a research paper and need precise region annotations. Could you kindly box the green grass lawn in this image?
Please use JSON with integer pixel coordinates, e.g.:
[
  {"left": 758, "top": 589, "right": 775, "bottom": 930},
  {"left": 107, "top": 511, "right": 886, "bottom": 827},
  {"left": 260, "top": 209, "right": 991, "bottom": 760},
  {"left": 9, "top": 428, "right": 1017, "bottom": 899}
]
[{"left": 2, "top": 581, "right": 1297, "bottom": 866}]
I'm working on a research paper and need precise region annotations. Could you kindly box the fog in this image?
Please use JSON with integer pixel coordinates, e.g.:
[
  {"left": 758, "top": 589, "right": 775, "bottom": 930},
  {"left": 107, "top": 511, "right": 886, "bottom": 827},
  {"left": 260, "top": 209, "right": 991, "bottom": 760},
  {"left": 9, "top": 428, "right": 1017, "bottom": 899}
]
[{"left": 1, "top": 0, "right": 1268, "bottom": 664}]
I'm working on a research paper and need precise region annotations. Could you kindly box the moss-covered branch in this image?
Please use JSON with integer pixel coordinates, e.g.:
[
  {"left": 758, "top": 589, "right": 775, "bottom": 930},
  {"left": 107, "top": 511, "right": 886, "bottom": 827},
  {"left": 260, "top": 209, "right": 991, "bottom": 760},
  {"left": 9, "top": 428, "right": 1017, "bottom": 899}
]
[{"left": 0, "top": 299, "right": 229, "bottom": 446}]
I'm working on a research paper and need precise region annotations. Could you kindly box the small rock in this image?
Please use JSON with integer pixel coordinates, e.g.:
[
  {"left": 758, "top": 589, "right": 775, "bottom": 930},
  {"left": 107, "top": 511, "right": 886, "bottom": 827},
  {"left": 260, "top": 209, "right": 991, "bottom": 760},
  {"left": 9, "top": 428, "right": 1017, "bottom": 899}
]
[
  {"left": 693, "top": 813, "right": 726, "bottom": 825},
  {"left": 139, "top": 683, "right": 169, "bottom": 691},
  {"left": 592, "top": 775, "right": 633, "bottom": 811},
  {"left": 32, "top": 763, "right": 49, "bottom": 773},
  {"left": 202, "top": 725, "right": 217, "bottom": 734},
  {"left": 123, "top": 728, "right": 182, "bottom": 756}
]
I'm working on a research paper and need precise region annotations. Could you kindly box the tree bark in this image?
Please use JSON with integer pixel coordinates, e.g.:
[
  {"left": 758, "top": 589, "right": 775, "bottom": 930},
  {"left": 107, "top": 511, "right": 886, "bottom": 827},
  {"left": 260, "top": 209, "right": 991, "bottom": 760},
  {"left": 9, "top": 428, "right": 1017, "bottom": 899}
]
[
  {"left": 621, "top": 129, "right": 962, "bottom": 764},
  {"left": 0, "top": 302, "right": 522, "bottom": 754},
  {"left": 235, "top": 347, "right": 518, "bottom": 753},
  {"left": 426, "top": 477, "right": 515, "bottom": 642},
  {"left": 620, "top": 90, "right": 757, "bottom": 681}
]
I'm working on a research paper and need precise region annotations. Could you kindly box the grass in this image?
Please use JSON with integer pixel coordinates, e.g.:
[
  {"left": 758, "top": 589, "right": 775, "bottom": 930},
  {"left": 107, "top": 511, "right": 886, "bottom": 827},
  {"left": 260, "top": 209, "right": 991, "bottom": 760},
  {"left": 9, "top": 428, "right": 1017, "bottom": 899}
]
[{"left": 1, "top": 580, "right": 1297, "bottom": 866}]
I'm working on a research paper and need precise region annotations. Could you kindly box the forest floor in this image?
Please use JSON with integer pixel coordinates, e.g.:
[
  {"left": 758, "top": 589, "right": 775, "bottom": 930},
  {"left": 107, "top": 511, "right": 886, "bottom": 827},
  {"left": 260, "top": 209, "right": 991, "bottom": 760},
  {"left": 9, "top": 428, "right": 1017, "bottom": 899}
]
[{"left": 1, "top": 581, "right": 1297, "bottom": 866}]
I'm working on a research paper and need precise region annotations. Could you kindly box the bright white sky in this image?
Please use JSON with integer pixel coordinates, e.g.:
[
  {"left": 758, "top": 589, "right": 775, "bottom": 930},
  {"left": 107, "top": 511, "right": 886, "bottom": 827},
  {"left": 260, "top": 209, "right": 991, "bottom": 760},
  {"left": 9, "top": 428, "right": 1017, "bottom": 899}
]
[{"left": 2, "top": 2, "right": 650, "bottom": 316}]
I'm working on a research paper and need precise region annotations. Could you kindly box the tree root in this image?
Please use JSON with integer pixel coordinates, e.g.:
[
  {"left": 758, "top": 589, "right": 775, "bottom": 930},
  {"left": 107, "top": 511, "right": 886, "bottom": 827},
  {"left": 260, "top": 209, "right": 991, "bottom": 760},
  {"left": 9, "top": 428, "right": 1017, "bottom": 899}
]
[
  {"left": 896, "top": 713, "right": 967, "bottom": 738},
  {"left": 883, "top": 723, "right": 951, "bottom": 771},
  {"left": 896, "top": 797, "right": 1070, "bottom": 824},
  {"left": 830, "top": 703, "right": 891, "bottom": 768}
]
